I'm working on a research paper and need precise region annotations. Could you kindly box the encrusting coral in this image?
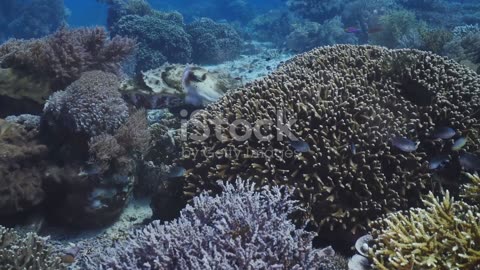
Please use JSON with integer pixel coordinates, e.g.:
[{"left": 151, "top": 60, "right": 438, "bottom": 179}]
[
  {"left": 0, "top": 225, "right": 65, "bottom": 270},
  {"left": 369, "top": 191, "right": 480, "bottom": 270},
  {"left": 179, "top": 45, "right": 480, "bottom": 246},
  {"left": 86, "top": 180, "right": 348, "bottom": 270}
]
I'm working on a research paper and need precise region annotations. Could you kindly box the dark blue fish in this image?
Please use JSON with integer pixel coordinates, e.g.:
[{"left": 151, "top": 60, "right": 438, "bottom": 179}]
[
  {"left": 459, "top": 153, "right": 480, "bottom": 171},
  {"left": 429, "top": 155, "right": 450, "bottom": 170},
  {"left": 168, "top": 165, "right": 186, "bottom": 178},
  {"left": 432, "top": 127, "right": 455, "bottom": 139},
  {"left": 391, "top": 136, "right": 419, "bottom": 152},
  {"left": 350, "top": 142, "right": 356, "bottom": 155},
  {"left": 78, "top": 164, "right": 102, "bottom": 177},
  {"left": 452, "top": 137, "right": 467, "bottom": 151},
  {"left": 289, "top": 139, "right": 310, "bottom": 153}
]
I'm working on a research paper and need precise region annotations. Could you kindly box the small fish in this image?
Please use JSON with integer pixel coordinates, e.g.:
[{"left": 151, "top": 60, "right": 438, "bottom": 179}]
[
  {"left": 391, "top": 136, "right": 419, "bottom": 152},
  {"left": 265, "top": 57, "right": 271, "bottom": 61},
  {"left": 289, "top": 139, "right": 310, "bottom": 153},
  {"left": 452, "top": 137, "right": 467, "bottom": 151},
  {"left": 345, "top": 27, "right": 361, "bottom": 33},
  {"left": 459, "top": 153, "right": 480, "bottom": 171},
  {"left": 234, "top": 77, "right": 242, "bottom": 80},
  {"left": 432, "top": 127, "right": 455, "bottom": 139},
  {"left": 266, "top": 66, "right": 271, "bottom": 70},
  {"left": 429, "top": 155, "right": 450, "bottom": 170},
  {"left": 78, "top": 164, "right": 102, "bottom": 177},
  {"left": 350, "top": 142, "right": 356, "bottom": 155},
  {"left": 367, "top": 26, "right": 384, "bottom": 34},
  {"left": 168, "top": 165, "right": 186, "bottom": 178}
]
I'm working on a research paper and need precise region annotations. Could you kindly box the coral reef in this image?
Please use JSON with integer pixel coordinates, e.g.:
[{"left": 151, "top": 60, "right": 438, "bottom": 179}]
[
  {"left": 0, "top": 120, "right": 48, "bottom": 216},
  {"left": 0, "top": 27, "right": 136, "bottom": 92},
  {"left": 286, "top": 0, "right": 345, "bottom": 23},
  {"left": 249, "top": 10, "right": 296, "bottom": 46},
  {"left": 0, "top": 225, "right": 65, "bottom": 269},
  {"left": 43, "top": 71, "right": 129, "bottom": 138},
  {"left": 179, "top": 45, "right": 480, "bottom": 246},
  {"left": 88, "top": 180, "right": 346, "bottom": 269},
  {"left": 370, "top": 10, "right": 426, "bottom": 48},
  {"left": 111, "top": 13, "right": 191, "bottom": 72},
  {"left": 186, "top": 18, "right": 243, "bottom": 64},
  {"left": 286, "top": 16, "right": 357, "bottom": 52},
  {"left": 7, "top": 0, "right": 66, "bottom": 39},
  {"left": 369, "top": 191, "right": 480, "bottom": 270},
  {"left": 0, "top": 68, "right": 51, "bottom": 106}
]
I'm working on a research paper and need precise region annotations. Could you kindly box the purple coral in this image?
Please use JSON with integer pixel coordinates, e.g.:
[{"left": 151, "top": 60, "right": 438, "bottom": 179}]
[
  {"left": 43, "top": 70, "right": 129, "bottom": 137},
  {"left": 0, "top": 27, "right": 136, "bottom": 90},
  {"left": 86, "top": 180, "right": 341, "bottom": 269}
]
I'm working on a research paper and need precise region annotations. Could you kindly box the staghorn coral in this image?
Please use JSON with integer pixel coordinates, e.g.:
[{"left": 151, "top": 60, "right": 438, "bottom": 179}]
[
  {"left": 0, "top": 27, "right": 136, "bottom": 92},
  {"left": 0, "top": 225, "right": 65, "bottom": 270},
  {"left": 444, "top": 24, "right": 480, "bottom": 72},
  {"left": 0, "top": 119, "right": 48, "bottom": 216},
  {"left": 461, "top": 173, "right": 480, "bottom": 206},
  {"left": 179, "top": 45, "right": 480, "bottom": 246},
  {"left": 87, "top": 180, "right": 346, "bottom": 270},
  {"left": 43, "top": 70, "right": 129, "bottom": 138},
  {"left": 186, "top": 18, "right": 243, "bottom": 64},
  {"left": 369, "top": 191, "right": 480, "bottom": 270}
]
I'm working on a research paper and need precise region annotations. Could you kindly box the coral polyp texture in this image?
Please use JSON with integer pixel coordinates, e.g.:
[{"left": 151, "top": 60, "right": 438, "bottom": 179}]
[
  {"left": 180, "top": 45, "right": 480, "bottom": 242},
  {"left": 87, "top": 180, "right": 346, "bottom": 270},
  {"left": 0, "top": 225, "right": 65, "bottom": 270},
  {"left": 369, "top": 191, "right": 480, "bottom": 270},
  {"left": 43, "top": 70, "right": 129, "bottom": 138}
]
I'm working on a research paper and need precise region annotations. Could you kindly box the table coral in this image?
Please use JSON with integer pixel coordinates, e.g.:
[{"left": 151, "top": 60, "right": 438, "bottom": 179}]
[
  {"left": 369, "top": 191, "right": 480, "bottom": 270},
  {"left": 179, "top": 45, "right": 480, "bottom": 246}
]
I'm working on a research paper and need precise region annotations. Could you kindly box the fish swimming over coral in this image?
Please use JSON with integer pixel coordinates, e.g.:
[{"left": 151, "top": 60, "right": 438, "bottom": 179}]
[
  {"left": 182, "top": 66, "right": 226, "bottom": 107},
  {"left": 391, "top": 136, "right": 419, "bottom": 152}
]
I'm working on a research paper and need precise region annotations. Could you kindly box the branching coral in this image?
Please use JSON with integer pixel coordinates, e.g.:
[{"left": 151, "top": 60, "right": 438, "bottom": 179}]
[
  {"left": 461, "top": 173, "right": 480, "bottom": 206},
  {"left": 0, "top": 225, "right": 65, "bottom": 270},
  {"left": 43, "top": 70, "right": 129, "bottom": 138},
  {"left": 369, "top": 191, "right": 480, "bottom": 270},
  {"left": 179, "top": 45, "right": 480, "bottom": 246},
  {"left": 0, "top": 27, "right": 136, "bottom": 91},
  {"left": 87, "top": 180, "right": 347, "bottom": 270}
]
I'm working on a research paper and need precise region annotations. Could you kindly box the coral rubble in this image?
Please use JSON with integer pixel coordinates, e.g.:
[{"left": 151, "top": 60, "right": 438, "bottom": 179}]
[{"left": 179, "top": 45, "right": 480, "bottom": 246}]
